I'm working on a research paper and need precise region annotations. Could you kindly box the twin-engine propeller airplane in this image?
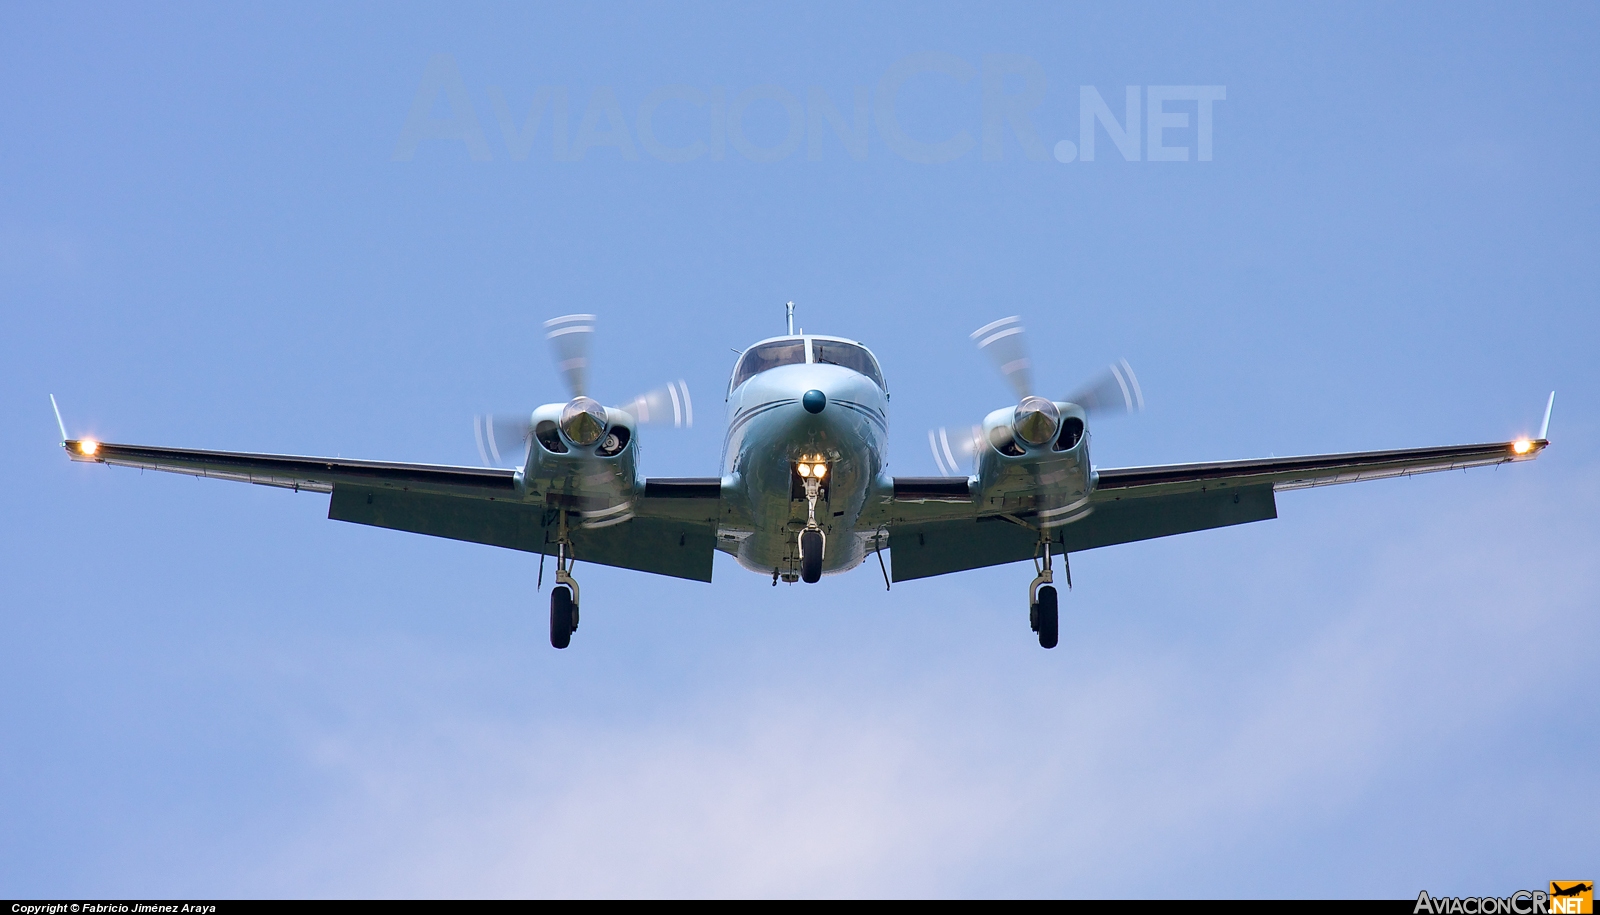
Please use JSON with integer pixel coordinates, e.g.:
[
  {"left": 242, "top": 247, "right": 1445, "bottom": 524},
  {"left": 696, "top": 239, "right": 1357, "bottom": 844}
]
[{"left": 54, "top": 305, "right": 1553, "bottom": 650}]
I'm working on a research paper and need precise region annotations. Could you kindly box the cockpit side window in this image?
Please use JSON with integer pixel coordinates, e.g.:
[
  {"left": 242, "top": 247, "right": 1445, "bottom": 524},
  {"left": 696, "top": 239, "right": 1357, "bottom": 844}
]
[
  {"left": 811, "top": 340, "right": 885, "bottom": 389},
  {"left": 731, "top": 339, "right": 807, "bottom": 390}
]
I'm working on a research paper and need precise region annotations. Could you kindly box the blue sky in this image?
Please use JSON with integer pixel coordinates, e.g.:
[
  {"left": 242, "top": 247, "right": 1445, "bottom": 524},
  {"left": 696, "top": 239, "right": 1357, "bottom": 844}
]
[{"left": 2, "top": 1, "right": 1596, "bottom": 898}]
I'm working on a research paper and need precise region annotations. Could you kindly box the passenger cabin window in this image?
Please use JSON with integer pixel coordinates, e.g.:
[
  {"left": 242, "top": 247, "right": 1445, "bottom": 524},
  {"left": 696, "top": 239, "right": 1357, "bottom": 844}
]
[
  {"left": 812, "top": 340, "right": 885, "bottom": 389},
  {"left": 731, "top": 339, "right": 807, "bottom": 390}
]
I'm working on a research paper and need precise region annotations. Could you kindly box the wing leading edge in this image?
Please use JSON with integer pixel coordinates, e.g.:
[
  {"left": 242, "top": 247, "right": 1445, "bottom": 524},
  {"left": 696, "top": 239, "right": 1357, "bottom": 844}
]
[
  {"left": 63, "top": 439, "right": 517, "bottom": 496},
  {"left": 888, "top": 437, "right": 1548, "bottom": 582},
  {"left": 1093, "top": 439, "right": 1544, "bottom": 496}
]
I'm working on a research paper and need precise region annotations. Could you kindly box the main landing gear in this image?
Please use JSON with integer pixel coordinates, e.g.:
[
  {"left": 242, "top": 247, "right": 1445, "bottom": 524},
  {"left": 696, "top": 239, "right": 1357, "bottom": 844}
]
[
  {"left": 1030, "top": 582, "right": 1058, "bottom": 649},
  {"left": 549, "top": 514, "right": 580, "bottom": 649},
  {"left": 550, "top": 580, "right": 577, "bottom": 649},
  {"left": 1028, "top": 534, "right": 1066, "bottom": 649}
]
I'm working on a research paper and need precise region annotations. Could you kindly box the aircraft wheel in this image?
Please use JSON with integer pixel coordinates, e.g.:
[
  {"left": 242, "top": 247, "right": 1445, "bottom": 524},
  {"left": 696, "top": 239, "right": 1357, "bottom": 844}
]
[
  {"left": 799, "top": 529, "right": 823, "bottom": 583},
  {"left": 550, "top": 586, "right": 575, "bottom": 649},
  {"left": 1036, "top": 585, "right": 1058, "bottom": 649}
]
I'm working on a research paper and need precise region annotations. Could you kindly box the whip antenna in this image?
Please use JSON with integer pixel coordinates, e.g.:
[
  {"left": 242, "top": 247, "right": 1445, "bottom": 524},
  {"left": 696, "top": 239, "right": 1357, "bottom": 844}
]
[{"left": 49, "top": 394, "right": 69, "bottom": 444}]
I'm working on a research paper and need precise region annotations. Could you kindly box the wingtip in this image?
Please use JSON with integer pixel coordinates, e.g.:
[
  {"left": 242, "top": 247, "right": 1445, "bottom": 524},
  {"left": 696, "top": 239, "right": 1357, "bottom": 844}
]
[
  {"left": 1538, "top": 391, "right": 1555, "bottom": 441},
  {"left": 1510, "top": 437, "right": 1548, "bottom": 459},
  {"left": 62, "top": 437, "right": 101, "bottom": 459}
]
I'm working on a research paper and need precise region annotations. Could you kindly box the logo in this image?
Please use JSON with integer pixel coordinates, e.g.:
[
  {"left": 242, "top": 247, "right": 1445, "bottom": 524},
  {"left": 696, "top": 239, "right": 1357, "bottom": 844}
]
[
  {"left": 1415, "top": 884, "right": 1593, "bottom": 914},
  {"left": 391, "top": 53, "right": 1226, "bottom": 167},
  {"left": 1551, "top": 882, "right": 1594, "bottom": 915}
]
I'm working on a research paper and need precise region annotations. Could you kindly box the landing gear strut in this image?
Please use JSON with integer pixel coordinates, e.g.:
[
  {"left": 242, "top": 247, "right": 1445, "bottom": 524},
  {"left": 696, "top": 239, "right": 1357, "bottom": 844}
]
[
  {"left": 550, "top": 512, "right": 580, "bottom": 649},
  {"left": 798, "top": 472, "right": 825, "bottom": 584},
  {"left": 1029, "top": 533, "right": 1062, "bottom": 649}
]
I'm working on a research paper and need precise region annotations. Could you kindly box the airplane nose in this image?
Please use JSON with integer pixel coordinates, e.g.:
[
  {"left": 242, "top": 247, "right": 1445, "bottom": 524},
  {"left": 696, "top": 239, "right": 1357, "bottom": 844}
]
[{"left": 802, "top": 389, "right": 827, "bottom": 414}]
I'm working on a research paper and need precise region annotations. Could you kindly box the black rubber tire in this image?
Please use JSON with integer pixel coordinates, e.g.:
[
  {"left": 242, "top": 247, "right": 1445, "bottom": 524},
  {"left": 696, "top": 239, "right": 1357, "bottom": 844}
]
[
  {"left": 550, "top": 586, "right": 575, "bottom": 649},
  {"left": 799, "top": 529, "right": 824, "bottom": 583},
  {"left": 1036, "top": 585, "right": 1058, "bottom": 649}
]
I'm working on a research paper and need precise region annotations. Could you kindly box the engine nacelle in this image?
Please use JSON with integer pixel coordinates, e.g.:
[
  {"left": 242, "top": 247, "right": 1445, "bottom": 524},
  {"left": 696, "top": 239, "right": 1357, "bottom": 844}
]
[
  {"left": 972, "top": 400, "right": 1092, "bottom": 527},
  {"left": 520, "top": 398, "right": 642, "bottom": 525}
]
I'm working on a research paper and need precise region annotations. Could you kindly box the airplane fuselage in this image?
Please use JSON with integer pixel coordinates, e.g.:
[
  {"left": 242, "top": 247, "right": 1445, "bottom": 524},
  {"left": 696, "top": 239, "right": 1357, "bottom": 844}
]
[{"left": 718, "top": 337, "right": 891, "bottom": 579}]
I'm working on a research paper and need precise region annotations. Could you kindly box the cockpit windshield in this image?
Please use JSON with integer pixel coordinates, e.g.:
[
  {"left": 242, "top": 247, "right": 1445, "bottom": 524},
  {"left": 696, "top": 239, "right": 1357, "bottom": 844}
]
[
  {"left": 731, "top": 339, "right": 806, "bottom": 390},
  {"left": 812, "top": 340, "right": 885, "bottom": 389}
]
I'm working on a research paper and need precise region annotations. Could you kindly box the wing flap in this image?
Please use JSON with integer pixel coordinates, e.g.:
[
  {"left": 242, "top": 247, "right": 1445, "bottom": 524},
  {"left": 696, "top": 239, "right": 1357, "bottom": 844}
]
[
  {"left": 330, "top": 485, "right": 716, "bottom": 582},
  {"left": 635, "top": 477, "right": 724, "bottom": 525},
  {"left": 889, "top": 486, "right": 1276, "bottom": 582},
  {"left": 1070, "top": 485, "right": 1277, "bottom": 552},
  {"left": 643, "top": 477, "right": 722, "bottom": 499},
  {"left": 892, "top": 476, "right": 972, "bottom": 502}
]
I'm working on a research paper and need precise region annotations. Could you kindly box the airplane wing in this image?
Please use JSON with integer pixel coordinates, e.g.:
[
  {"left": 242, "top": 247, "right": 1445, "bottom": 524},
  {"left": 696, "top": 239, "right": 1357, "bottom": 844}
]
[
  {"left": 887, "top": 438, "right": 1548, "bottom": 582},
  {"left": 62, "top": 439, "right": 721, "bottom": 582}
]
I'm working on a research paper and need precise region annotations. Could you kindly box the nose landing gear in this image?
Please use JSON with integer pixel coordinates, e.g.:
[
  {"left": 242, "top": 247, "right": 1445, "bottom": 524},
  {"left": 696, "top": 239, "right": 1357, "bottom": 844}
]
[
  {"left": 799, "top": 528, "right": 824, "bottom": 583},
  {"left": 798, "top": 470, "right": 826, "bottom": 584}
]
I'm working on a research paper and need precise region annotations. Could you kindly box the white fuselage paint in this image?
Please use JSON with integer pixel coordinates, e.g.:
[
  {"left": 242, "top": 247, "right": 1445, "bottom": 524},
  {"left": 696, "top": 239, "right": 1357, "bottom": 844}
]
[{"left": 718, "top": 336, "right": 890, "bottom": 577}]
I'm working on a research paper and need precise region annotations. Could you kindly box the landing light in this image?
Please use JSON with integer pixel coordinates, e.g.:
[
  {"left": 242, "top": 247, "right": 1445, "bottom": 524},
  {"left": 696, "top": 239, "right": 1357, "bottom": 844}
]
[
  {"left": 1512, "top": 439, "right": 1534, "bottom": 455},
  {"left": 797, "top": 463, "right": 812, "bottom": 477},
  {"left": 79, "top": 439, "right": 98, "bottom": 456},
  {"left": 812, "top": 463, "right": 826, "bottom": 479}
]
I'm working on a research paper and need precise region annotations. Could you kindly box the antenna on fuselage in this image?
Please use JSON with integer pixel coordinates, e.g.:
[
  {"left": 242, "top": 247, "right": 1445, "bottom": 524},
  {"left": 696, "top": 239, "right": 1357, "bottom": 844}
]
[{"left": 786, "top": 301, "right": 795, "bottom": 336}]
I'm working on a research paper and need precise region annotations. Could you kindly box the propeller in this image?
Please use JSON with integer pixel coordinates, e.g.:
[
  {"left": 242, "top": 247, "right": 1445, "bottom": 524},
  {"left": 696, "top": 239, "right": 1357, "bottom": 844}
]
[
  {"left": 619, "top": 381, "right": 694, "bottom": 428},
  {"left": 971, "top": 315, "right": 1033, "bottom": 400},
  {"left": 544, "top": 313, "right": 595, "bottom": 398},
  {"left": 928, "top": 424, "right": 983, "bottom": 476},
  {"left": 474, "top": 412, "right": 535, "bottom": 468},
  {"left": 1067, "top": 358, "right": 1144, "bottom": 417},
  {"left": 472, "top": 314, "right": 693, "bottom": 467},
  {"left": 929, "top": 316, "right": 1144, "bottom": 473}
]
